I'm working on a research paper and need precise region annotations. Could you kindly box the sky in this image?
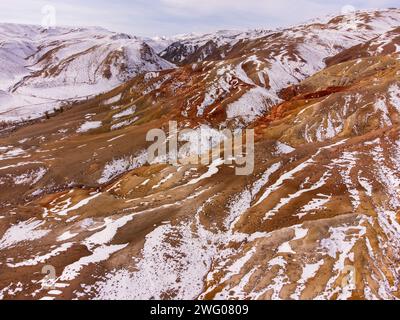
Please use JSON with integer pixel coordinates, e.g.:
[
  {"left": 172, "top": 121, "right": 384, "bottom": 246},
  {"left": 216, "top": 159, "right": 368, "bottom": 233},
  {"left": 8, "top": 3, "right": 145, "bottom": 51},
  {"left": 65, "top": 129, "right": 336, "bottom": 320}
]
[{"left": 0, "top": 0, "right": 398, "bottom": 37}]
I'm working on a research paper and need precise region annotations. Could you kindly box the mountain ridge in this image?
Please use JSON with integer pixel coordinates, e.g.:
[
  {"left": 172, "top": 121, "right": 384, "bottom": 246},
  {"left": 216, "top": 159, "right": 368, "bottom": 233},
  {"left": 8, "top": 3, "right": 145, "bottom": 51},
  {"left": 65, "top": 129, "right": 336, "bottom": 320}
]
[{"left": 0, "top": 8, "right": 400, "bottom": 300}]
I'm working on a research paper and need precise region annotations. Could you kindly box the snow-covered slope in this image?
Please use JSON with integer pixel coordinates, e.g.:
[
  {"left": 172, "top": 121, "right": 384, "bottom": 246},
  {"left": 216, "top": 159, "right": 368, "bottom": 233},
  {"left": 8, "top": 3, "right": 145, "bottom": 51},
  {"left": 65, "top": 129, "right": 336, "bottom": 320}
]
[
  {"left": 0, "top": 24, "right": 38, "bottom": 91},
  {"left": 150, "top": 9, "right": 400, "bottom": 126},
  {"left": 159, "top": 29, "right": 271, "bottom": 64},
  {"left": 0, "top": 24, "right": 174, "bottom": 122},
  {"left": 326, "top": 26, "right": 400, "bottom": 66},
  {"left": 3, "top": 8, "right": 400, "bottom": 301},
  {"left": 159, "top": 9, "right": 400, "bottom": 67}
]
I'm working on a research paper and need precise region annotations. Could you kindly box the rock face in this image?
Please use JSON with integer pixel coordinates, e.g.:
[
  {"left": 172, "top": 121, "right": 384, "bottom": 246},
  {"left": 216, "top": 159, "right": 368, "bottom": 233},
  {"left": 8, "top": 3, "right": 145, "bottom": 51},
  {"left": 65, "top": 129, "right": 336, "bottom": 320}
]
[{"left": 1, "top": 9, "right": 400, "bottom": 300}]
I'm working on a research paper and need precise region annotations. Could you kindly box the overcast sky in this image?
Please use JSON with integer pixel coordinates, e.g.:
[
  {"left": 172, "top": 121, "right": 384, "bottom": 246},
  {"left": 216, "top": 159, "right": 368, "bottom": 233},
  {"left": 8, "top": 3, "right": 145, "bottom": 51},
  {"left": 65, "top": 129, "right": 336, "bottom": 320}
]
[{"left": 0, "top": 0, "right": 398, "bottom": 37}]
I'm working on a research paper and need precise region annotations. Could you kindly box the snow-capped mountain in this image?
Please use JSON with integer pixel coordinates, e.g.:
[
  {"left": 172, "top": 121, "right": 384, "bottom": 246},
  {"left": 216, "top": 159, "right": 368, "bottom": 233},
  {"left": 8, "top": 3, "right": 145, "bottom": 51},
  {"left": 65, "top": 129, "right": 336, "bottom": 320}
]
[
  {"left": 151, "top": 8, "right": 400, "bottom": 126},
  {"left": 0, "top": 24, "right": 174, "bottom": 122},
  {"left": 1, "top": 8, "right": 400, "bottom": 301},
  {"left": 159, "top": 29, "right": 272, "bottom": 64}
]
